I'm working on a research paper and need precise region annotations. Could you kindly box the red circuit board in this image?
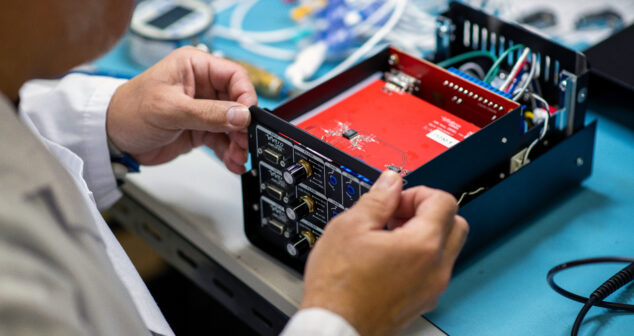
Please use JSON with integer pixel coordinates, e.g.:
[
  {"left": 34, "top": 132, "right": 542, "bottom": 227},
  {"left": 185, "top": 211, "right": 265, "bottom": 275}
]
[{"left": 297, "top": 79, "right": 481, "bottom": 174}]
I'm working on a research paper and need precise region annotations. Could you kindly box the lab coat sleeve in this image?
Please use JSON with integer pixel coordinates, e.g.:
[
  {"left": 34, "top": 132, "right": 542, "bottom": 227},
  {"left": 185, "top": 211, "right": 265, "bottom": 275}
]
[
  {"left": 281, "top": 308, "right": 360, "bottom": 336},
  {"left": 19, "top": 74, "right": 127, "bottom": 210}
]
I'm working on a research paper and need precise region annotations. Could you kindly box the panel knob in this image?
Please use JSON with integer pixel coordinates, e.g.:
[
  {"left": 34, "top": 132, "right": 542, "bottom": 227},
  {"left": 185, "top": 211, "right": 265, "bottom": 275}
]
[
  {"left": 285, "top": 195, "right": 315, "bottom": 221},
  {"left": 286, "top": 231, "right": 315, "bottom": 257},
  {"left": 283, "top": 159, "right": 312, "bottom": 185}
]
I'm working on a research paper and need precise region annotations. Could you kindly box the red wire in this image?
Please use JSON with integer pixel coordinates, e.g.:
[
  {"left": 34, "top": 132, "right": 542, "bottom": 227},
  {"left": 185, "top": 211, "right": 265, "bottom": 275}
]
[{"left": 504, "top": 60, "right": 528, "bottom": 93}]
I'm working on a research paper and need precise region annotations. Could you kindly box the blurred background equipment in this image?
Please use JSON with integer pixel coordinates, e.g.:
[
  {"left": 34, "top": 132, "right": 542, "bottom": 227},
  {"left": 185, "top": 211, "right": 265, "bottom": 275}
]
[
  {"left": 112, "top": 0, "right": 634, "bottom": 99},
  {"left": 129, "top": 0, "right": 215, "bottom": 66}
]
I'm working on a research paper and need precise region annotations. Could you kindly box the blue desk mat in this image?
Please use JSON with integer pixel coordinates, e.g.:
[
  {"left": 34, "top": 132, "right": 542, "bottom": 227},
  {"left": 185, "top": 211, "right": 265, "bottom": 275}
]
[{"left": 95, "top": 1, "right": 634, "bottom": 334}]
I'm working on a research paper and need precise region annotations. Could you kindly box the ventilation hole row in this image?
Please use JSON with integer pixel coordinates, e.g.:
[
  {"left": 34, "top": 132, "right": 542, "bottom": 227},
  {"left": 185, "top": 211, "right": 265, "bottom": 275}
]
[{"left": 462, "top": 20, "right": 560, "bottom": 85}]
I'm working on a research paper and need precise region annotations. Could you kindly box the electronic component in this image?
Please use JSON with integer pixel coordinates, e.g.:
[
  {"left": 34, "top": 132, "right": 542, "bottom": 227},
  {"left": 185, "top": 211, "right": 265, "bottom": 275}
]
[
  {"left": 262, "top": 147, "right": 282, "bottom": 165},
  {"left": 342, "top": 129, "right": 358, "bottom": 140},
  {"left": 242, "top": 3, "right": 595, "bottom": 272},
  {"left": 297, "top": 78, "right": 485, "bottom": 173},
  {"left": 383, "top": 69, "right": 420, "bottom": 94},
  {"left": 265, "top": 218, "right": 287, "bottom": 236}
]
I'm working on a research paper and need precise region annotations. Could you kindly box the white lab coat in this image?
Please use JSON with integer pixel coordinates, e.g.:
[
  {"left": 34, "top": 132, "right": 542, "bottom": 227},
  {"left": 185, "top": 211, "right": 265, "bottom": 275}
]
[{"left": 18, "top": 74, "right": 357, "bottom": 336}]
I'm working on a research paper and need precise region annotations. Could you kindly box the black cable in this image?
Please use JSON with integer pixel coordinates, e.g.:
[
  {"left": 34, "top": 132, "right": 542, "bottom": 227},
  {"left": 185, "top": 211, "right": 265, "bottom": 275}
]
[
  {"left": 571, "top": 300, "right": 593, "bottom": 336},
  {"left": 547, "top": 257, "right": 634, "bottom": 336}
]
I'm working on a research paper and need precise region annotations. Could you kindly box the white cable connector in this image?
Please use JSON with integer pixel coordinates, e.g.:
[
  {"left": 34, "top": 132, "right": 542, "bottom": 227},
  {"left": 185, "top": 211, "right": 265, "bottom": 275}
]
[
  {"left": 533, "top": 107, "right": 549, "bottom": 126},
  {"left": 285, "top": 41, "right": 328, "bottom": 89}
]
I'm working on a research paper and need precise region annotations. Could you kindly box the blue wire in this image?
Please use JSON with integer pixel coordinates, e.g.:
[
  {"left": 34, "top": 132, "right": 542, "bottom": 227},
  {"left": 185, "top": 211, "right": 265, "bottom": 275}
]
[{"left": 507, "top": 71, "right": 526, "bottom": 95}]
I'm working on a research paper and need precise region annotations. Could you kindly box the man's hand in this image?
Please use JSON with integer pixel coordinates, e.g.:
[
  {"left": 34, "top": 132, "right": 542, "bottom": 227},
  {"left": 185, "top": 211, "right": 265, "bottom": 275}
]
[
  {"left": 301, "top": 170, "right": 469, "bottom": 336},
  {"left": 106, "top": 46, "right": 257, "bottom": 174}
]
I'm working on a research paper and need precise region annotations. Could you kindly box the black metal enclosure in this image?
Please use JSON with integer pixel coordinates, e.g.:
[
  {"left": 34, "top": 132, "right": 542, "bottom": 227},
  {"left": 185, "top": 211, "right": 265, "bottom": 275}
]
[{"left": 242, "top": 2, "right": 596, "bottom": 273}]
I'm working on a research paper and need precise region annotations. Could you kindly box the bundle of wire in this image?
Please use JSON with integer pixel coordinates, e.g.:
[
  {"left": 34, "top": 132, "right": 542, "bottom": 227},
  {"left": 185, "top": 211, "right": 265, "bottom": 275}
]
[{"left": 437, "top": 43, "right": 634, "bottom": 334}]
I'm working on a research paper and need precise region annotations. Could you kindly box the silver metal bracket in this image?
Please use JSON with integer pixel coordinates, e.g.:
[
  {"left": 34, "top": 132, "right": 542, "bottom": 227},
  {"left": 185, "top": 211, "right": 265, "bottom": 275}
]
[{"left": 557, "top": 70, "right": 578, "bottom": 135}]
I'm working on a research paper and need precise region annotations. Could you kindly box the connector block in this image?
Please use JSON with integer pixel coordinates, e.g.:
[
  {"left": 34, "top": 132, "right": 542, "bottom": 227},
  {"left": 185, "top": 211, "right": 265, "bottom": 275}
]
[{"left": 448, "top": 67, "right": 512, "bottom": 99}]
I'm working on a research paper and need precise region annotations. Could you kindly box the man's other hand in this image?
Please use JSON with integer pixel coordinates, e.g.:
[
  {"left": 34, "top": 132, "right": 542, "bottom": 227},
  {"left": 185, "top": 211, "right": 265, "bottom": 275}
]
[
  {"left": 106, "top": 46, "right": 257, "bottom": 174},
  {"left": 301, "top": 170, "right": 469, "bottom": 336}
]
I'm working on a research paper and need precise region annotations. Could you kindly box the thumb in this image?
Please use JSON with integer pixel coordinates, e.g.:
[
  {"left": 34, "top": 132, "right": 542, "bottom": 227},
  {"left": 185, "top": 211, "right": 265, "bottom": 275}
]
[
  {"left": 346, "top": 170, "right": 403, "bottom": 230},
  {"left": 172, "top": 96, "right": 251, "bottom": 133}
]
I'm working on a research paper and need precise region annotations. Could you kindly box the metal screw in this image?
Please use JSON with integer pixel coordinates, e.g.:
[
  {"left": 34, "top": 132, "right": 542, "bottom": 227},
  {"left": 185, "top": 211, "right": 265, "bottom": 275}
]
[
  {"left": 559, "top": 80, "right": 568, "bottom": 92},
  {"left": 388, "top": 54, "right": 399, "bottom": 66},
  {"left": 257, "top": 148, "right": 263, "bottom": 155},
  {"left": 576, "top": 157, "right": 584, "bottom": 167},
  {"left": 499, "top": 173, "right": 506, "bottom": 179},
  {"left": 501, "top": 137, "right": 508, "bottom": 144},
  {"left": 250, "top": 170, "right": 257, "bottom": 177},
  {"left": 437, "top": 22, "right": 449, "bottom": 35},
  {"left": 252, "top": 204, "right": 259, "bottom": 211},
  {"left": 577, "top": 87, "right": 588, "bottom": 104}
]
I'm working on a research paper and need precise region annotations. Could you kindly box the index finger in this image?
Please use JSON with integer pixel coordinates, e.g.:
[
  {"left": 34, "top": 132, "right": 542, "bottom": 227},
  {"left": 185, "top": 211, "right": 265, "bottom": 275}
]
[
  {"left": 190, "top": 52, "right": 258, "bottom": 106},
  {"left": 393, "top": 186, "right": 458, "bottom": 242}
]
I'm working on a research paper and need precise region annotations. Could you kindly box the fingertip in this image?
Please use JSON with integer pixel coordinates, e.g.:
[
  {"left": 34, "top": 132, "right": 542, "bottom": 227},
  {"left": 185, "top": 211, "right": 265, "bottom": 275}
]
[
  {"left": 371, "top": 170, "right": 402, "bottom": 191},
  {"left": 227, "top": 105, "right": 251, "bottom": 128}
]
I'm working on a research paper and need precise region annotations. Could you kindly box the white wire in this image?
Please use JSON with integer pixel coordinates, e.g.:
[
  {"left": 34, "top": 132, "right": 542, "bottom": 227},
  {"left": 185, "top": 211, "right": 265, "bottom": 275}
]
[
  {"left": 230, "top": 0, "right": 256, "bottom": 32},
  {"left": 457, "top": 187, "right": 486, "bottom": 206},
  {"left": 531, "top": 93, "right": 551, "bottom": 140},
  {"left": 500, "top": 47, "right": 530, "bottom": 91},
  {"left": 210, "top": 0, "right": 240, "bottom": 13},
  {"left": 512, "top": 53, "right": 537, "bottom": 101},
  {"left": 354, "top": 1, "right": 397, "bottom": 36},
  {"left": 211, "top": 0, "right": 299, "bottom": 60},
  {"left": 522, "top": 93, "right": 551, "bottom": 164},
  {"left": 292, "top": 0, "right": 408, "bottom": 90},
  {"left": 239, "top": 42, "right": 297, "bottom": 60},
  {"left": 459, "top": 62, "right": 486, "bottom": 79},
  {"left": 378, "top": 0, "right": 440, "bottom": 55},
  {"left": 211, "top": 25, "right": 301, "bottom": 44}
]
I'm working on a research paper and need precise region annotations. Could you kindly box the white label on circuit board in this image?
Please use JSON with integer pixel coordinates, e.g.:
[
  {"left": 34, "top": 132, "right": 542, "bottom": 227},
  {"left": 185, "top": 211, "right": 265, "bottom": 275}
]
[{"left": 426, "top": 129, "right": 459, "bottom": 148}]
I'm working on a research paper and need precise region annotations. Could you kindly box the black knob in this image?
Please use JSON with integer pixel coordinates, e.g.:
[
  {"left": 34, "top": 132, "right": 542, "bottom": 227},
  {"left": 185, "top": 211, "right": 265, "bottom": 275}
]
[
  {"left": 286, "top": 231, "right": 315, "bottom": 257},
  {"left": 283, "top": 159, "right": 312, "bottom": 185},
  {"left": 285, "top": 196, "right": 314, "bottom": 221}
]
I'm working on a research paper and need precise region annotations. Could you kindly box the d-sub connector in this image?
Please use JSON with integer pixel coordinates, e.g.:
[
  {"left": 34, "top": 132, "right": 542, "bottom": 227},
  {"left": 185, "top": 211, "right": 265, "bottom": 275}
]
[
  {"left": 263, "top": 147, "right": 282, "bottom": 165},
  {"left": 265, "top": 183, "right": 285, "bottom": 202},
  {"left": 267, "top": 218, "right": 286, "bottom": 235}
]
